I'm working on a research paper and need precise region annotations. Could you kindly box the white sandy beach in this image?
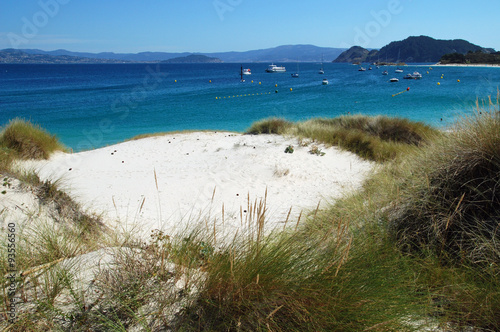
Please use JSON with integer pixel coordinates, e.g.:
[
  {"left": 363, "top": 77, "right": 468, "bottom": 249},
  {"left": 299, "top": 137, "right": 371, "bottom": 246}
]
[
  {"left": 432, "top": 62, "right": 500, "bottom": 68},
  {"left": 18, "top": 132, "right": 373, "bottom": 240}
]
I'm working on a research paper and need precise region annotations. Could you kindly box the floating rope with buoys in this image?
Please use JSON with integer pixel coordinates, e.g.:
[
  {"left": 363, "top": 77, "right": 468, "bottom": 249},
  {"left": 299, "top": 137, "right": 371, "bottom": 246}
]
[
  {"left": 215, "top": 91, "right": 276, "bottom": 100},
  {"left": 215, "top": 85, "right": 294, "bottom": 100},
  {"left": 392, "top": 87, "right": 410, "bottom": 97}
]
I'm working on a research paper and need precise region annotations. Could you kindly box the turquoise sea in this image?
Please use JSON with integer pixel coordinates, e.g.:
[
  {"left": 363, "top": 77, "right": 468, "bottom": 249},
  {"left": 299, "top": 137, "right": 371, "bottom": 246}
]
[{"left": 1, "top": 62, "right": 499, "bottom": 151}]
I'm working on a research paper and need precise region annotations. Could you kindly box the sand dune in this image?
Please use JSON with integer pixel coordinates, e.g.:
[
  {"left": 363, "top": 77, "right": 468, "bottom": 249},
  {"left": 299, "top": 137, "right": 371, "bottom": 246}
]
[{"left": 21, "top": 132, "right": 374, "bottom": 239}]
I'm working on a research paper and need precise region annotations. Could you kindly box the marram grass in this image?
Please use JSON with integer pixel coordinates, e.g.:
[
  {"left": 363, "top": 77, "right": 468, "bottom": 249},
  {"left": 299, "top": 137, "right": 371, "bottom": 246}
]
[
  {"left": 245, "top": 115, "right": 440, "bottom": 162},
  {"left": 0, "top": 118, "right": 66, "bottom": 161},
  {"left": 389, "top": 108, "right": 500, "bottom": 265}
]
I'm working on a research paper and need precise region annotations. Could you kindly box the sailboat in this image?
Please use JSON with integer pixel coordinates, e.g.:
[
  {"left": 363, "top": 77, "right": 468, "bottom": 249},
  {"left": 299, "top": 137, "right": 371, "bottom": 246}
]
[
  {"left": 395, "top": 49, "right": 403, "bottom": 73},
  {"left": 240, "top": 65, "right": 245, "bottom": 82},
  {"left": 318, "top": 54, "right": 324, "bottom": 74},
  {"left": 291, "top": 59, "right": 299, "bottom": 77}
]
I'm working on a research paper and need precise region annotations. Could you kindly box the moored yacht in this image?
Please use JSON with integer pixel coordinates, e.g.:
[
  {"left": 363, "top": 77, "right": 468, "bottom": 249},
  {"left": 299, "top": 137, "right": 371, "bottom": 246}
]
[{"left": 265, "top": 64, "right": 286, "bottom": 73}]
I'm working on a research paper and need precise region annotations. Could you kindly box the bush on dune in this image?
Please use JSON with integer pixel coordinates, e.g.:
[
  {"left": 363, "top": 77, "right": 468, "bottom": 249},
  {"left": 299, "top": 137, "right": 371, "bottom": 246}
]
[
  {"left": 389, "top": 109, "right": 500, "bottom": 266},
  {"left": 245, "top": 117, "right": 293, "bottom": 135},
  {"left": 0, "top": 118, "right": 66, "bottom": 161},
  {"left": 246, "top": 115, "right": 440, "bottom": 162}
]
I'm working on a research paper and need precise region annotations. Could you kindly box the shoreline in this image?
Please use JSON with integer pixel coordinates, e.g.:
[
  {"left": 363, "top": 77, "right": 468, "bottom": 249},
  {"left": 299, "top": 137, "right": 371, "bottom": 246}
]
[{"left": 431, "top": 62, "right": 500, "bottom": 68}]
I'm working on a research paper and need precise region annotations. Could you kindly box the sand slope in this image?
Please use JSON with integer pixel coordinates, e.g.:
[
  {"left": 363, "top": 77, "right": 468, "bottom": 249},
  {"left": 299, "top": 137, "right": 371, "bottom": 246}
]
[{"left": 21, "top": 132, "right": 373, "bottom": 239}]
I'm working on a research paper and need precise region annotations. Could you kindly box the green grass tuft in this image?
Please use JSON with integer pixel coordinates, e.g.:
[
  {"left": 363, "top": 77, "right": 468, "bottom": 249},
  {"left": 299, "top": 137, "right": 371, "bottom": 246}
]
[
  {"left": 245, "top": 117, "right": 293, "bottom": 135},
  {"left": 389, "top": 109, "right": 500, "bottom": 266},
  {"left": 0, "top": 118, "right": 66, "bottom": 161}
]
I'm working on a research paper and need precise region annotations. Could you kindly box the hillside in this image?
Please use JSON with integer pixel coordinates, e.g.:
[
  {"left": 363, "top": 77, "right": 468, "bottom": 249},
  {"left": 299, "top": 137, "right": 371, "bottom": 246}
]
[
  {"left": 440, "top": 50, "right": 500, "bottom": 64},
  {"left": 161, "top": 54, "right": 223, "bottom": 63},
  {"left": 333, "top": 46, "right": 374, "bottom": 64},
  {"left": 0, "top": 48, "right": 130, "bottom": 64},
  {"left": 334, "top": 36, "right": 495, "bottom": 63}
]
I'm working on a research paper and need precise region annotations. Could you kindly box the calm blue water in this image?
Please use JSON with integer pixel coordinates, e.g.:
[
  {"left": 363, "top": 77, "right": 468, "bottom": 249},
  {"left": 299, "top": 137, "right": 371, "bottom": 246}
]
[{"left": 1, "top": 63, "right": 499, "bottom": 151}]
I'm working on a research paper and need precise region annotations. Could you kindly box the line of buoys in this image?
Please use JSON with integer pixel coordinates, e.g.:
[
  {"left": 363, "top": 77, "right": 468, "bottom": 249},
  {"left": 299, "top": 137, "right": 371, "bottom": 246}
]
[
  {"left": 392, "top": 87, "right": 410, "bottom": 97},
  {"left": 215, "top": 92, "right": 275, "bottom": 99}
]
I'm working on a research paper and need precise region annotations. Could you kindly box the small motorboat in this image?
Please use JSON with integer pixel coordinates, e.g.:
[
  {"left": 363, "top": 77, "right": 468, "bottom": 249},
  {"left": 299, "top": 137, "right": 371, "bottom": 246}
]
[
  {"left": 403, "top": 71, "right": 423, "bottom": 80},
  {"left": 395, "top": 68, "right": 404, "bottom": 73},
  {"left": 291, "top": 73, "right": 299, "bottom": 78},
  {"left": 382, "top": 70, "right": 388, "bottom": 75},
  {"left": 242, "top": 68, "right": 251, "bottom": 75},
  {"left": 390, "top": 78, "right": 399, "bottom": 82},
  {"left": 412, "top": 71, "right": 422, "bottom": 79},
  {"left": 322, "top": 78, "right": 329, "bottom": 85},
  {"left": 358, "top": 67, "right": 366, "bottom": 71}
]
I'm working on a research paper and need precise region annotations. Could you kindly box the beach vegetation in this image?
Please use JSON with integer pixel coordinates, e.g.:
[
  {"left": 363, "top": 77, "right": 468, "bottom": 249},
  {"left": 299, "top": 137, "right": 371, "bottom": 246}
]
[
  {"left": 0, "top": 118, "right": 66, "bottom": 165},
  {"left": 246, "top": 115, "right": 440, "bottom": 162},
  {"left": 245, "top": 117, "right": 293, "bottom": 135},
  {"left": 1, "top": 104, "right": 499, "bottom": 330}
]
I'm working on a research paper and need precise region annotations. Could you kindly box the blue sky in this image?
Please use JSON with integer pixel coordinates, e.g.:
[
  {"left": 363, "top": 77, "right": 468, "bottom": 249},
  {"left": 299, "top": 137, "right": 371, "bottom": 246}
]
[{"left": 1, "top": 0, "right": 499, "bottom": 53}]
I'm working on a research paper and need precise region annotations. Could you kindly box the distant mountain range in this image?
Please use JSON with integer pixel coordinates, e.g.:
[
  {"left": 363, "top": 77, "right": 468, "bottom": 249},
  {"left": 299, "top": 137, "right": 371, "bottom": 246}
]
[
  {"left": 1, "top": 36, "right": 496, "bottom": 65},
  {"left": 333, "top": 36, "right": 495, "bottom": 63},
  {"left": 0, "top": 45, "right": 345, "bottom": 64},
  {"left": 161, "top": 54, "right": 223, "bottom": 63}
]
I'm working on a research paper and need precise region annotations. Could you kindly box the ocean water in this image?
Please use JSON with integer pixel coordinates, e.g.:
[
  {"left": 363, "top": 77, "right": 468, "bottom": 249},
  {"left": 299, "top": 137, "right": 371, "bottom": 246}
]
[{"left": 1, "top": 62, "right": 499, "bottom": 151}]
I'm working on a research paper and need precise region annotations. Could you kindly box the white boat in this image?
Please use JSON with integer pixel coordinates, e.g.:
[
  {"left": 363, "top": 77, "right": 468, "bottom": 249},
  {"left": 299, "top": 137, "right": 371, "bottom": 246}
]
[
  {"left": 412, "top": 71, "right": 422, "bottom": 79},
  {"left": 382, "top": 70, "right": 388, "bottom": 75},
  {"left": 358, "top": 67, "right": 366, "bottom": 71},
  {"left": 265, "top": 64, "right": 286, "bottom": 73},
  {"left": 322, "top": 78, "right": 329, "bottom": 85},
  {"left": 390, "top": 77, "right": 399, "bottom": 82},
  {"left": 242, "top": 68, "right": 251, "bottom": 75},
  {"left": 394, "top": 49, "right": 403, "bottom": 73},
  {"left": 403, "top": 71, "right": 423, "bottom": 80}
]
